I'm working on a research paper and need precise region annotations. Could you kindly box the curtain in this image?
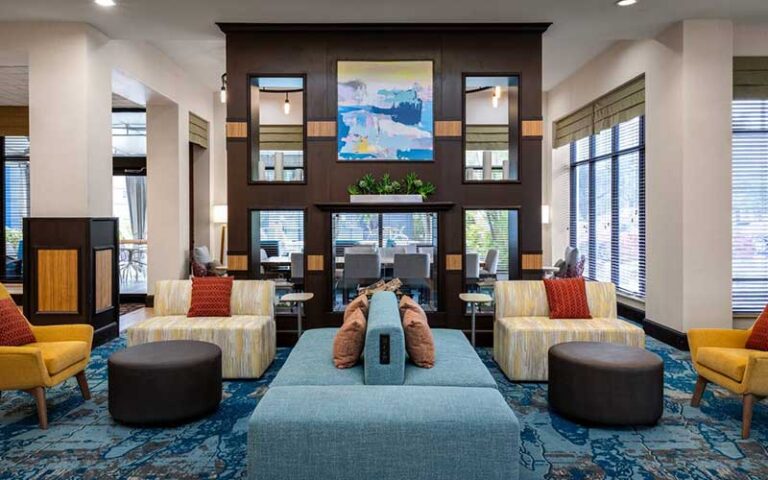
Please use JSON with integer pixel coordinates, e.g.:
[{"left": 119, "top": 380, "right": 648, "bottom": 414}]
[{"left": 125, "top": 176, "right": 147, "bottom": 240}]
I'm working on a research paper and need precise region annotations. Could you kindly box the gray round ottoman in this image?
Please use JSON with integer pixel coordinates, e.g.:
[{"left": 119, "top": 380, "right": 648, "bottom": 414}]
[
  {"left": 548, "top": 342, "right": 663, "bottom": 425},
  {"left": 109, "top": 340, "right": 222, "bottom": 425}
]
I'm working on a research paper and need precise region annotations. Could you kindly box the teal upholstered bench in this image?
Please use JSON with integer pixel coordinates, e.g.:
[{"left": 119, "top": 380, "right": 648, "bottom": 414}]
[{"left": 248, "top": 291, "right": 520, "bottom": 480}]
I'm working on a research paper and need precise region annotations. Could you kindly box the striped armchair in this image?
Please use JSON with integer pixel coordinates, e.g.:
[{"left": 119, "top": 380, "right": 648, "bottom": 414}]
[{"left": 493, "top": 281, "right": 645, "bottom": 381}]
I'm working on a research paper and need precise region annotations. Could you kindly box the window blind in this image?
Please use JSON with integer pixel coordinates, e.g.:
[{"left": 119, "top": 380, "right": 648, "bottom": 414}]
[
  {"left": 732, "top": 99, "right": 768, "bottom": 313},
  {"left": 257, "top": 210, "right": 304, "bottom": 256},
  {"left": 189, "top": 112, "right": 209, "bottom": 149},
  {"left": 734, "top": 57, "right": 768, "bottom": 100},
  {"left": 554, "top": 76, "right": 645, "bottom": 148},
  {"left": 569, "top": 116, "right": 645, "bottom": 298},
  {"left": 465, "top": 210, "right": 511, "bottom": 275}
]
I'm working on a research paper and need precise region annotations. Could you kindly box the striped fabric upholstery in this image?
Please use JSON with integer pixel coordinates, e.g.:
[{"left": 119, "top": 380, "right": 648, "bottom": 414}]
[
  {"left": 493, "top": 281, "right": 644, "bottom": 381},
  {"left": 129, "top": 280, "right": 276, "bottom": 378}
]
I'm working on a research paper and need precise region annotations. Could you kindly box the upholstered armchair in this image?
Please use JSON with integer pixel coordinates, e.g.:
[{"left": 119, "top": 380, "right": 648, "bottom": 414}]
[
  {"left": 688, "top": 325, "right": 768, "bottom": 439},
  {"left": 0, "top": 323, "right": 94, "bottom": 429}
]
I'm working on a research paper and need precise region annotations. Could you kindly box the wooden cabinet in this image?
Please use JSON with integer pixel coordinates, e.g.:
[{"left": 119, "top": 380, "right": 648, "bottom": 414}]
[{"left": 23, "top": 217, "right": 119, "bottom": 346}]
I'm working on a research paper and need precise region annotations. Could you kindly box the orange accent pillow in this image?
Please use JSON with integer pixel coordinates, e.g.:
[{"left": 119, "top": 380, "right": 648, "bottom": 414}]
[
  {"left": 187, "top": 276, "right": 234, "bottom": 317},
  {"left": 0, "top": 297, "right": 35, "bottom": 346},
  {"left": 333, "top": 307, "right": 367, "bottom": 368},
  {"left": 399, "top": 295, "right": 435, "bottom": 368},
  {"left": 543, "top": 278, "right": 592, "bottom": 319},
  {"left": 746, "top": 305, "right": 768, "bottom": 351},
  {"left": 344, "top": 294, "right": 369, "bottom": 322}
]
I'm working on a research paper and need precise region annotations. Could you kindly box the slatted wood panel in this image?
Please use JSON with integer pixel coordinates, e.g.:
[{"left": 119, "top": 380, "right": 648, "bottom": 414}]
[
  {"left": 226, "top": 122, "right": 247, "bottom": 138},
  {"left": 95, "top": 249, "right": 113, "bottom": 312},
  {"left": 37, "top": 249, "right": 78, "bottom": 313},
  {"left": 521, "top": 253, "right": 543, "bottom": 270},
  {"left": 0, "top": 106, "right": 29, "bottom": 136},
  {"left": 445, "top": 254, "right": 463, "bottom": 271},
  {"left": 227, "top": 255, "right": 248, "bottom": 271},
  {"left": 307, "top": 255, "right": 324, "bottom": 272},
  {"left": 189, "top": 112, "right": 210, "bottom": 148},
  {"left": 307, "top": 121, "right": 336, "bottom": 138},
  {"left": 435, "top": 120, "right": 462, "bottom": 137},
  {"left": 521, "top": 120, "right": 543, "bottom": 138}
]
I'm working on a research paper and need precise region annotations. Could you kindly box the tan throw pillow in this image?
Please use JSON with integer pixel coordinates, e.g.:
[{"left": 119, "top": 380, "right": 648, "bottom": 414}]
[
  {"left": 333, "top": 307, "right": 367, "bottom": 368},
  {"left": 400, "top": 296, "right": 435, "bottom": 368},
  {"left": 344, "top": 294, "right": 369, "bottom": 322}
]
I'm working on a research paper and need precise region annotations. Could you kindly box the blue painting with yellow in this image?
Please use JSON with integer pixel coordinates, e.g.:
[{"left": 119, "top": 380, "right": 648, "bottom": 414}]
[{"left": 338, "top": 61, "right": 433, "bottom": 161}]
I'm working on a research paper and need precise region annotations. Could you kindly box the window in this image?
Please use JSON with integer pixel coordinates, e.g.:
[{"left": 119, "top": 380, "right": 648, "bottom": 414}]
[
  {"left": 331, "top": 212, "right": 438, "bottom": 312},
  {"left": 569, "top": 116, "right": 645, "bottom": 298},
  {"left": 2, "top": 136, "right": 30, "bottom": 280},
  {"left": 732, "top": 100, "right": 768, "bottom": 313},
  {"left": 112, "top": 111, "right": 146, "bottom": 157}
]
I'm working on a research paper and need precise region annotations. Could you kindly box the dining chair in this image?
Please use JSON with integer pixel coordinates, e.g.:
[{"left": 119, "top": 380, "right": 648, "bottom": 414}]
[
  {"left": 343, "top": 253, "right": 381, "bottom": 302},
  {"left": 393, "top": 253, "right": 431, "bottom": 304},
  {"left": 465, "top": 253, "right": 480, "bottom": 290},
  {"left": 290, "top": 252, "right": 304, "bottom": 289},
  {"left": 481, "top": 249, "right": 499, "bottom": 278}
]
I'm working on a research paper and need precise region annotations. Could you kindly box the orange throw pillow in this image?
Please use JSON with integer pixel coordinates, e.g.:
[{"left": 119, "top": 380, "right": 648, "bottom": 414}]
[
  {"left": 746, "top": 305, "right": 768, "bottom": 351},
  {"left": 187, "top": 276, "right": 234, "bottom": 317},
  {"left": 344, "top": 294, "right": 369, "bottom": 322},
  {"left": 333, "top": 307, "right": 367, "bottom": 368},
  {"left": 399, "top": 295, "right": 435, "bottom": 368},
  {"left": 543, "top": 278, "right": 592, "bottom": 319},
  {"left": 0, "top": 298, "right": 35, "bottom": 346}
]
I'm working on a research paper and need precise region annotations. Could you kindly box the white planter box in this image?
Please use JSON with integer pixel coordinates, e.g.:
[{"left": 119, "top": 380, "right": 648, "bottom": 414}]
[{"left": 350, "top": 194, "right": 423, "bottom": 203}]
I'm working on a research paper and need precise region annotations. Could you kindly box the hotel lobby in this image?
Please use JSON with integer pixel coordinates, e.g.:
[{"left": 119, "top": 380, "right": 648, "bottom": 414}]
[{"left": 0, "top": 1, "right": 768, "bottom": 479}]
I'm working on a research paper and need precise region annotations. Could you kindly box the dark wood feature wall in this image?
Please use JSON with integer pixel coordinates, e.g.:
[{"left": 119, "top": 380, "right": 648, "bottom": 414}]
[
  {"left": 23, "top": 218, "right": 120, "bottom": 347},
  {"left": 219, "top": 23, "right": 549, "bottom": 347}
]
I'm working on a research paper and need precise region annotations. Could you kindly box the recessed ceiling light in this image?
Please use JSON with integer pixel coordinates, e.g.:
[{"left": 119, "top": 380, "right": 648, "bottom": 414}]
[
  {"left": 616, "top": 0, "right": 637, "bottom": 6},
  {"left": 94, "top": 0, "right": 116, "bottom": 7}
]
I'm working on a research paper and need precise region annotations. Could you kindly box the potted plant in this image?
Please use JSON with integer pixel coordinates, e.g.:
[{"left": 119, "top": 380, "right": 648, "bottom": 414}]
[{"left": 348, "top": 173, "right": 436, "bottom": 203}]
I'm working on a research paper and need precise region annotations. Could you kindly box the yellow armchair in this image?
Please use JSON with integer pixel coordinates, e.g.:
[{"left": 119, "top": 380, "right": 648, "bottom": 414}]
[
  {"left": 0, "top": 323, "right": 94, "bottom": 429},
  {"left": 687, "top": 324, "right": 768, "bottom": 439}
]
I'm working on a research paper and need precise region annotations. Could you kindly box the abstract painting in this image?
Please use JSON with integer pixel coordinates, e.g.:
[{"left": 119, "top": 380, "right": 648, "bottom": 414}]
[{"left": 338, "top": 61, "right": 433, "bottom": 161}]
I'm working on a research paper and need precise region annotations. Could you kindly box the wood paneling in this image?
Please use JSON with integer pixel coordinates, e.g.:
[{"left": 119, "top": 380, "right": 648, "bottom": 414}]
[
  {"left": 435, "top": 120, "right": 462, "bottom": 137},
  {"left": 37, "top": 249, "right": 78, "bottom": 313},
  {"left": 307, "top": 121, "right": 336, "bottom": 138},
  {"left": 522, "top": 119, "right": 543, "bottom": 138},
  {"left": 446, "top": 254, "right": 463, "bottom": 271},
  {"left": 227, "top": 254, "right": 249, "bottom": 271},
  {"left": 307, "top": 255, "right": 324, "bottom": 271},
  {"left": 226, "top": 122, "right": 247, "bottom": 138},
  {"left": 521, "top": 252, "right": 543, "bottom": 270},
  {"left": 95, "top": 249, "right": 113, "bottom": 312},
  {"left": 0, "top": 106, "right": 29, "bottom": 136}
]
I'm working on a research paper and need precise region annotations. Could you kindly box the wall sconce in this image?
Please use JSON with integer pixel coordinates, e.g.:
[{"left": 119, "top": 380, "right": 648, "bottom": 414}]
[
  {"left": 212, "top": 204, "right": 228, "bottom": 262},
  {"left": 283, "top": 92, "right": 291, "bottom": 115},
  {"left": 541, "top": 205, "right": 551, "bottom": 225},
  {"left": 219, "top": 73, "right": 228, "bottom": 104}
]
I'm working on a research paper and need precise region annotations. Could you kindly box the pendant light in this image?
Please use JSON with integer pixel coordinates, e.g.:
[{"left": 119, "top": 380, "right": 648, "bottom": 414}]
[
  {"left": 219, "top": 73, "right": 228, "bottom": 104},
  {"left": 283, "top": 92, "right": 291, "bottom": 115}
]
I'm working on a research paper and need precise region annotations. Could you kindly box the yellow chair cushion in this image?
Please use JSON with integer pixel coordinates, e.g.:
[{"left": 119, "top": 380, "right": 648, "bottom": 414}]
[
  {"left": 26, "top": 341, "right": 89, "bottom": 375},
  {"left": 696, "top": 347, "right": 752, "bottom": 382}
]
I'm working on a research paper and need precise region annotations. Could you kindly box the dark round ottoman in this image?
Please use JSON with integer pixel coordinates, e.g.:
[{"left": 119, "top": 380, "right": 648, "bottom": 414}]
[
  {"left": 548, "top": 342, "right": 663, "bottom": 426},
  {"left": 109, "top": 340, "right": 222, "bottom": 425}
]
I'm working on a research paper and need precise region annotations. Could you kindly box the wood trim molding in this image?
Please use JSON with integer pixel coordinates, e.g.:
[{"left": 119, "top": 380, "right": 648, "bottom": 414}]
[
  {"left": 37, "top": 249, "right": 79, "bottom": 313},
  {"left": 0, "top": 106, "right": 29, "bottom": 136},
  {"left": 445, "top": 254, "right": 462, "bottom": 271},
  {"left": 94, "top": 249, "right": 113, "bottom": 312},
  {"left": 307, "top": 255, "right": 324, "bottom": 271},
  {"left": 307, "top": 121, "right": 336, "bottom": 138},
  {"left": 521, "top": 119, "right": 543, "bottom": 138},
  {"left": 226, "top": 122, "right": 247, "bottom": 138},
  {"left": 227, "top": 254, "right": 248, "bottom": 271},
  {"left": 521, "top": 252, "right": 543, "bottom": 270},
  {"left": 435, "top": 121, "right": 462, "bottom": 137}
]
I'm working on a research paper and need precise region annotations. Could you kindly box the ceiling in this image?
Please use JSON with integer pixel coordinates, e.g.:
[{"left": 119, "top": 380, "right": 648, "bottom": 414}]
[{"left": 2, "top": 0, "right": 768, "bottom": 93}]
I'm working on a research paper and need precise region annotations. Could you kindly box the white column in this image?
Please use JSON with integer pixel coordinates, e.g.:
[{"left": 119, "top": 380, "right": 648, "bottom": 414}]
[
  {"left": 211, "top": 95, "right": 228, "bottom": 262},
  {"left": 146, "top": 103, "right": 190, "bottom": 292},
  {"left": 28, "top": 26, "right": 112, "bottom": 216}
]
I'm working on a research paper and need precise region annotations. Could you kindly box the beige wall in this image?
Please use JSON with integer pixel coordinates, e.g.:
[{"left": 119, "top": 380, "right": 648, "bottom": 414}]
[{"left": 545, "top": 20, "right": 736, "bottom": 332}]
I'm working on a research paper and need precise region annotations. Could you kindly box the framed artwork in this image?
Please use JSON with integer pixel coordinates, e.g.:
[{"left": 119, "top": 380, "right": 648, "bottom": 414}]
[{"left": 337, "top": 60, "right": 433, "bottom": 161}]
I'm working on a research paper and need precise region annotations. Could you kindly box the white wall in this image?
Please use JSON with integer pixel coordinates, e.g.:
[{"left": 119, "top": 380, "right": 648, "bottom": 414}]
[
  {"left": 260, "top": 91, "right": 303, "bottom": 125},
  {"left": 545, "top": 20, "right": 735, "bottom": 332}
]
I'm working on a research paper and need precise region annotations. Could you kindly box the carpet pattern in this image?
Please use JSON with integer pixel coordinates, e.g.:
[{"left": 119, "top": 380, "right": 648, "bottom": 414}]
[{"left": 0, "top": 337, "right": 766, "bottom": 479}]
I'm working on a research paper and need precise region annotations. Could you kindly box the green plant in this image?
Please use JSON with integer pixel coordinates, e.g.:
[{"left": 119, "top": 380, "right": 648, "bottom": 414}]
[
  {"left": 347, "top": 172, "right": 436, "bottom": 199},
  {"left": 347, "top": 173, "right": 377, "bottom": 195}
]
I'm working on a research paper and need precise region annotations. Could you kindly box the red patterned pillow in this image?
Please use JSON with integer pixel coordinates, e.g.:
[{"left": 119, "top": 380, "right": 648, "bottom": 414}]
[
  {"left": 746, "top": 305, "right": 768, "bottom": 351},
  {"left": 187, "top": 277, "right": 234, "bottom": 317},
  {"left": 0, "top": 297, "right": 35, "bottom": 346},
  {"left": 543, "top": 278, "right": 592, "bottom": 319}
]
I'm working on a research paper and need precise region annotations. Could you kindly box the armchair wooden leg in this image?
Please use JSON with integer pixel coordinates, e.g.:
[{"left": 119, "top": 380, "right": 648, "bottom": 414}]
[
  {"left": 23, "top": 387, "right": 48, "bottom": 430},
  {"left": 742, "top": 394, "right": 756, "bottom": 439},
  {"left": 691, "top": 375, "right": 708, "bottom": 407},
  {"left": 75, "top": 371, "right": 91, "bottom": 401}
]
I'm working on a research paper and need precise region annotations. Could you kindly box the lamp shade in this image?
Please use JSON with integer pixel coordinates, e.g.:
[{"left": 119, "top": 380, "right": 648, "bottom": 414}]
[
  {"left": 212, "top": 205, "right": 228, "bottom": 224},
  {"left": 541, "top": 205, "right": 551, "bottom": 225}
]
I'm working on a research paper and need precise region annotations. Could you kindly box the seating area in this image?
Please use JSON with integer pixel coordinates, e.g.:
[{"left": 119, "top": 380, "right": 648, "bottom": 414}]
[{"left": 2, "top": 2, "right": 768, "bottom": 480}]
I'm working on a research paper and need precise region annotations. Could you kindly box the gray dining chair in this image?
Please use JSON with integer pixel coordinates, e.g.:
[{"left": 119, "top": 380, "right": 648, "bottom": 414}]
[
  {"left": 465, "top": 253, "right": 480, "bottom": 280},
  {"left": 480, "top": 249, "right": 499, "bottom": 278},
  {"left": 290, "top": 252, "right": 304, "bottom": 288},
  {"left": 393, "top": 253, "right": 431, "bottom": 305},
  {"left": 343, "top": 252, "right": 381, "bottom": 301}
]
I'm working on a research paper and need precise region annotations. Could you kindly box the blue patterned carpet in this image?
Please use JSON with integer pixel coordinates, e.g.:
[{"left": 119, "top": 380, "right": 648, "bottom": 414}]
[{"left": 0, "top": 336, "right": 766, "bottom": 479}]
